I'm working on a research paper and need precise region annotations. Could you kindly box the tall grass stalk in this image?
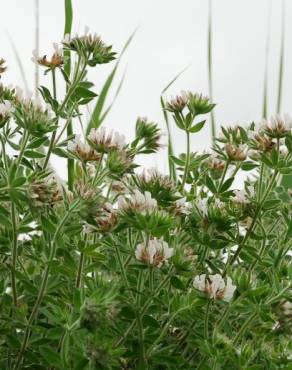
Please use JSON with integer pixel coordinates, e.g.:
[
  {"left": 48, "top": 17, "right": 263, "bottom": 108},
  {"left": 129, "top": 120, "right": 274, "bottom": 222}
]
[
  {"left": 8, "top": 36, "right": 29, "bottom": 93},
  {"left": 276, "top": 0, "right": 285, "bottom": 114},
  {"left": 64, "top": 0, "right": 74, "bottom": 189},
  {"left": 208, "top": 0, "right": 215, "bottom": 144},
  {"left": 262, "top": 0, "right": 271, "bottom": 118},
  {"left": 34, "top": 0, "right": 39, "bottom": 98}
]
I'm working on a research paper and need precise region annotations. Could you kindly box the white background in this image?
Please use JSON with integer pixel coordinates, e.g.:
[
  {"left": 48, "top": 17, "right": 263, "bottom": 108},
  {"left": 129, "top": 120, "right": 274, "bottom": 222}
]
[{"left": 1, "top": 0, "right": 290, "bottom": 175}]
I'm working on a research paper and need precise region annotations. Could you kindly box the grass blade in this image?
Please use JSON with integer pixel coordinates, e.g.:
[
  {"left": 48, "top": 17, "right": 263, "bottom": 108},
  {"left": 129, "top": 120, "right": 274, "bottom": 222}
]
[
  {"left": 7, "top": 35, "right": 29, "bottom": 93},
  {"left": 208, "top": 0, "right": 215, "bottom": 143},
  {"left": 64, "top": 0, "right": 74, "bottom": 189},
  {"left": 262, "top": 0, "right": 271, "bottom": 118},
  {"left": 99, "top": 68, "right": 127, "bottom": 125},
  {"left": 86, "top": 29, "right": 137, "bottom": 135},
  {"left": 35, "top": 0, "right": 40, "bottom": 97},
  {"left": 276, "top": 0, "right": 285, "bottom": 114}
]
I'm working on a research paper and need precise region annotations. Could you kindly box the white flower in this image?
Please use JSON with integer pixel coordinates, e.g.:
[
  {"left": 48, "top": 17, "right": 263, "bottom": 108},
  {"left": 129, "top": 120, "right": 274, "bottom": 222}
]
[
  {"left": 232, "top": 189, "right": 249, "bottom": 204},
  {"left": 68, "top": 135, "right": 100, "bottom": 161},
  {"left": 87, "top": 127, "right": 126, "bottom": 152},
  {"left": 0, "top": 100, "right": 13, "bottom": 116},
  {"left": 261, "top": 114, "right": 292, "bottom": 137},
  {"left": 214, "top": 198, "right": 224, "bottom": 209},
  {"left": 196, "top": 197, "right": 208, "bottom": 217},
  {"left": 135, "top": 238, "right": 174, "bottom": 267},
  {"left": 118, "top": 189, "right": 157, "bottom": 213},
  {"left": 193, "top": 274, "right": 236, "bottom": 302},
  {"left": 279, "top": 145, "right": 288, "bottom": 157}
]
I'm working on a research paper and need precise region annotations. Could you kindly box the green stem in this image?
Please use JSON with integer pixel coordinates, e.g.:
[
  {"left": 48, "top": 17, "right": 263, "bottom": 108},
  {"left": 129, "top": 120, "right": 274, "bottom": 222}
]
[
  {"left": 15, "top": 131, "right": 30, "bottom": 170},
  {"left": 204, "top": 299, "right": 212, "bottom": 338},
  {"left": 224, "top": 169, "right": 278, "bottom": 274},
  {"left": 181, "top": 130, "right": 190, "bottom": 190},
  {"left": 14, "top": 199, "right": 80, "bottom": 370},
  {"left": 115, "top": 244, "right": 129, "bottom": 288},
  {"left": 218, "top": 160, "right": 229, "bottom": 192},
  {"left": 76, "top": 252, "right": 85, "bottom": 289},
  {"left": 137, "top": 312, "right": 147, "bottom": 369},
  {"left": 115, "top": 271, "right": 172, "bottom": 348},
  {"left": 10, "top": 203, "right": 18, "bottom": 307},
  {"left": 232, "top": 312, "right": 257, "bottom": 345}
]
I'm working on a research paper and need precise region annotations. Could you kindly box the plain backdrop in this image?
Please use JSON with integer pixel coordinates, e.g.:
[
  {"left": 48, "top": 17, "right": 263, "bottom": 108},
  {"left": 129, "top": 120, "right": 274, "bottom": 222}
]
[{"left": 1, "top": 0, "right": 290, "bottom": 178}]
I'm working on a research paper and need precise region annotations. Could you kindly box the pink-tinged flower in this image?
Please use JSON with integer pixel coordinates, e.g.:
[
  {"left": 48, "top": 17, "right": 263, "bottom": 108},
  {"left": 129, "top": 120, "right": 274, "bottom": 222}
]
[
  {"left": 68, "top": 135, "right": 100, "bottom": 162},
  {"left": 193, "top": 274, "right": 236, "bottom": 302},
  {"left": 232, "top": 186, "right": 254, "bottom": 204},
  {"left": 135, "top": 238, "right": 174, "bottom": 267},
  {"left": 87, "top": 127, "right": 126, "bottom": 153},
  {"left": 225, "top": 143, "right": 248, "bottom": 161},
  {"left": 196, "top": 197, "right": 208, "bottom": 217},
  {"left": 31, "top": 43, "right": 63, "bottom": 69},
  {"left": 261, "top": 114, "right": 292, "bottom": 138},
  {"left": 118, "top": 189, "right": 157, "bottom": 214}
]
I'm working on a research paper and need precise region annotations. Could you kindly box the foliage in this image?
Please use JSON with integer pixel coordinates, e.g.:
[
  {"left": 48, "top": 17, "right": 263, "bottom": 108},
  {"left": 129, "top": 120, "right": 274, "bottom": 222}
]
[{"left": 0, "top": 25, "right": 291, "bottom": 370}]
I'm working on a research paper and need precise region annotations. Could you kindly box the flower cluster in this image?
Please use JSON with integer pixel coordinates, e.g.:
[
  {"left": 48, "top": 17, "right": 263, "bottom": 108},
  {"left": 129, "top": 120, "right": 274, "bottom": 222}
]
[
  {"left": 118, "top": 189, "right": 157, "bottom": 214},
  {"left": 31, "top": 43, "right": 64, "bottom": 70},
  {"left": 193, "top": 274, "right": 236, "bottom": 302},
  {"left": 62, "top": 27, "right": 116, "bottom": 66},
  {"left": 135, "top": 238, "right": 174, "bottom": 267}
]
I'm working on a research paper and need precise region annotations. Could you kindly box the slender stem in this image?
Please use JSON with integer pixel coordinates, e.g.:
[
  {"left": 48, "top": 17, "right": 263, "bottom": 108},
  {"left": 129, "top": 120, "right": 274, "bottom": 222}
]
[
  {"left": 137, "top": 312, "right": 147, "bottom": 369},
  {"left": 181, "top": 131, "right": 190, "bottom": 190},
  {"left": 75, "top": 252, "right": 85, "bottom": 289},
  {"left": 147, "top": 305, "right": 191, "bottom": 357},
  {"left": 204, "top": 299, "right": 212, "bottom": 338},
  {"left": 218, "top": 160, "right": 229, "bottom": 192},
  {"left": 224, "top": 169, "right": 278, "bottom": 274},
  {"left": 115, "top": 244, "right": 129, "bottom": 288},
  {"left": 3, "top": 131, "right": 29, "bottom": 308},
  {"left": 232, "top": 312, "right": 257, "bottom": 345},
  {"left": 14, "top": 200, "right": 80, "bottom": 370},
  {"left": 15, "top": 131, "right": 30, "bottom": 170},
  {"left": 115, "top": 271, "right": 172, "bottom": 348},
  {"left": 149, "top": 266, "right": 154, "bottom": 292},
  {"left": 10, "top": 203, "right": 18, "bottom": 307}
]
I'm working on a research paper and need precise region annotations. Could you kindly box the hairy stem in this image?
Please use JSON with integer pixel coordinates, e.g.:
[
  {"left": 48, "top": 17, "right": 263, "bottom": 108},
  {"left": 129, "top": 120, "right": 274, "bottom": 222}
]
[
  {"left": 14, "top": 199, "right": 80, "bottom": 370},
  {"left": 181, "top": 131, "right": 190, "bottom": 190}
]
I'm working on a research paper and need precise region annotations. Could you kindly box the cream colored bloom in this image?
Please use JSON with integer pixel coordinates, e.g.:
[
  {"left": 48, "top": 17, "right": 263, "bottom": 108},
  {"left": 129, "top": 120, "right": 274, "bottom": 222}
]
[
  {"left": 87, "top": 127, "right": 126, "bottom": 152},
  {"left": 232, "top": 189, "right": 249, "bottom": 204},
  {"left": 118, "top": 189, "right": 157, "bottom": 213},
  {"left": 193, "top": 274, "right": 236, "bottom": 302},
  {"left": 135, "top": 238, "right": 174, "bottom": 267},
  {"left": 196, "top": 197, "right": 208, "bottom": 217},
  {"left": 68, "top": 135, "right": 100, "bottom": 162},
  {"left": 0, "top": 100, "right": 13, "bottom": 116}
]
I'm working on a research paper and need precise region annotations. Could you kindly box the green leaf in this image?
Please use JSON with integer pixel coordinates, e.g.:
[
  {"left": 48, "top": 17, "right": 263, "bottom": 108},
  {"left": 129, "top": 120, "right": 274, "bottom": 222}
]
[
  {"left": 12, "top": 177, "right": 26, "bottom": 187},
  {"left": 143, "top": 315, "right": 160, "bottom": 328},
  {"left": 39, "top": 346, "right": 62, "bottom": 368},
  {"left": 75, "top": 86, "right": 97, "bottom": 99},
  {"left": 205, "top": 175, "right": 217, "bottom": 194},
  {"left": 188, "top": 120, "right": 206, "bottom": 133},
  {"left": 27, "top": 137, "right": 48, "bottom": 149},
  {"left": 219, "top": 177, "right": 234, "bottom": 193},
  {"left": 40, "top": 215, "right": 56, "bottom": 233},
  {"left": 241, "top": 161, "right": 259, "bottom": 171},
  {"left": 170, "top": 276, "right": 186, "bottom": 290},
  {"left": 262, "top": 199, "right": 281, "bottom": 210},
  {"left": 24, "top": 150, "right": 46, "bottom": 159}
]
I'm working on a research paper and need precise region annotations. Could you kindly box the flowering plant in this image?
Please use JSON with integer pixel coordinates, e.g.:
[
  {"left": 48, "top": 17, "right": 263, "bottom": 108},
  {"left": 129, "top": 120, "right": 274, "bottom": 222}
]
[{"left": 0, "top": 26, "right": 291, "bottom": 370}]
